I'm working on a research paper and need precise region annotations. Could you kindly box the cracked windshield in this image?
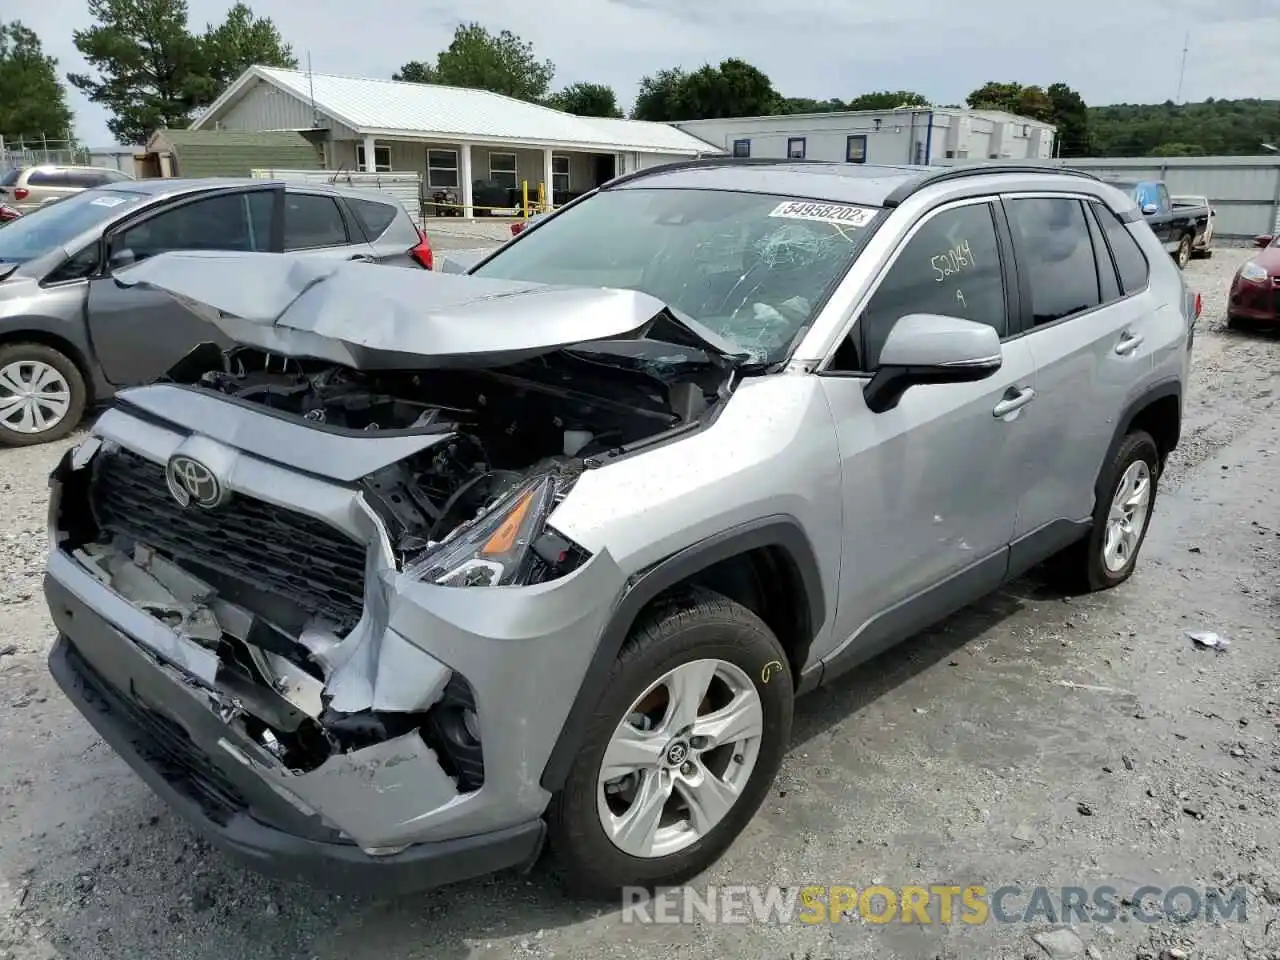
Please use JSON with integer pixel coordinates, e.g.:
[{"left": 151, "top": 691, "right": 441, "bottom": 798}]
[{"left": 470, "top": 187, "right": 883, "bottom": 363}]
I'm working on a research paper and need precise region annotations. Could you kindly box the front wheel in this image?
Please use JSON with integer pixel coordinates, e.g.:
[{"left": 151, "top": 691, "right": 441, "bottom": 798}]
[
  {"left": 0, "top": 342, "right": 87, "bottom": 446},
  {"left": 546, "top": 589, "right": 794, "bottom": 898}
]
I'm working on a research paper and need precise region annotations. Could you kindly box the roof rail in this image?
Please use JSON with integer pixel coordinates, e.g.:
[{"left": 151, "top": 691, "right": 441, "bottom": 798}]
[
  {"left": 603, "top": 155, "right": 835, "bottom": 190},
  {"left": 882, "top": 163, "right": 1103, "bottom": 207}
]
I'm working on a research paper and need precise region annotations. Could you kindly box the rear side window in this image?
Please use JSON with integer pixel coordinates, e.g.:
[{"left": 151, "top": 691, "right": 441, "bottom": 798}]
[
  {"left": 347, "top": 198, "right": 397, "bottom": 239},
  {"left": 63, "top": 171, "right": 107, "bottom": 188},
  {"left": 25, "top": 170, "right": 64, "bottom": 187},
  {"left": 284, "top": 193, "right": 349, "bottom": 250},
  {"left": 1004, "top": 197, "right": 1100, "bottom": 326},
  {"left": 1091, "top": 202, "right": 1150, "bottom": 295}
]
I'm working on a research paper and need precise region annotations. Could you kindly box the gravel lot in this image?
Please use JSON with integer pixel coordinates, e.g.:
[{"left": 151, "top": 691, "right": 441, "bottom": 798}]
[{"left": 1, "top": 248, "right": 1277, "bottom": 960}]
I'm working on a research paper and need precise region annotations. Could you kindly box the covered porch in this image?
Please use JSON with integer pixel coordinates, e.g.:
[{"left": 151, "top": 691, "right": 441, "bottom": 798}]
[{"left": 327, "top": 135, "right": 620, "bottom": 219}]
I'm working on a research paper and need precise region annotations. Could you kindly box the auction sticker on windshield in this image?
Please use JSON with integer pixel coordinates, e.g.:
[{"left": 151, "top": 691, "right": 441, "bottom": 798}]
[{"left": 769, "top": 200, "right": 877, "bottom": 227}]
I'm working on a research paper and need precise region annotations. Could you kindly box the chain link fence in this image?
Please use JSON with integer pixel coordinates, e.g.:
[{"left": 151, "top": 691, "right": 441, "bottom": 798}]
[{"left": 0, "top": 135, "right": 93, "bottom": 171}]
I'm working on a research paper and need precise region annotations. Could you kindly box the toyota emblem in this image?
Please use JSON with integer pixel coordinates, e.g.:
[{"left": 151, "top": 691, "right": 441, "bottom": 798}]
[{"left": 165, "top": 455, "right": 226, "bottom": 509}]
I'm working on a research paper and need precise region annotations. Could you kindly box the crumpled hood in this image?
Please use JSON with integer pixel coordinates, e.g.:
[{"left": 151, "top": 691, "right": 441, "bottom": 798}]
[{"left": 113, "top": 250, "right": 743, "bottom": 369}]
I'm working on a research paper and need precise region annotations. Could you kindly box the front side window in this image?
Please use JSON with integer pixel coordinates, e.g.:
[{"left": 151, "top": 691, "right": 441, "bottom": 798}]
[
  {"left": 471, "top": 187, "right": 886, "bottom": 365},
  {"left": 1004, "top": 197, "right": 1101, "bottom": 326},
  {"left": 283, "top": 193, "right": 349, "bottom": 250},
  {"left": 115, "top": 191, "right": 273, "bottom": 261},
  {"left": 856, "top": 202, "right": 1007, "bottom": 369}
]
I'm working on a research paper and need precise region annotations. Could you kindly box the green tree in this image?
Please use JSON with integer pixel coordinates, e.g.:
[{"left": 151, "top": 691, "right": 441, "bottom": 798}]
[
  {"left": 845, "top": 90, "right": 930, "bottom": 110},
  {"left": 194, "top": 1, "right": 295, "bottom": 99},
  {"left": 631, "top": 59, "right": 782, "bottom": 121},
  {"left": 392, "top": 60, "right": 434, "bottom": 83},
  {"left": 780, "top": 97, "right": 847, "bottom": 114},
  {"left": 965, "top": 81, "right": 1024, "bottom": 112},
  {"left": 545, "top": 82, "right": 622, "bottom": 118},
  {"left": 0, "top": 21, "right": 74, "bottom": 141},
  {"left": 398, "top": 23, "right": 554, "bottom": 102},
  {"left": 1047, "top": 82, "right": 1090, "bottom": 156},
  {"left": 69, "top": 0, "right": 293, "bottom": 145},
  {"left": 631, "top": 67, "right": 689, "bottom": 121}
]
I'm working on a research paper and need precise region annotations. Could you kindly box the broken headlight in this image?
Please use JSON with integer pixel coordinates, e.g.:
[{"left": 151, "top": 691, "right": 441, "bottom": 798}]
[{"left": 407, "top": 474, "right": 585, "bottom": 587}]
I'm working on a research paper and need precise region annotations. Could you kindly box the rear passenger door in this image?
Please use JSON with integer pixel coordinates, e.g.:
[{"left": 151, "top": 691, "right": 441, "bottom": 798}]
[
  {"left": 1001, "top": 194, "right": 1157, "bottom": 566},
  {"left": 283, "top": 191, "right": 374, "bottom": 262},
  {"left": 345, "top": 196, "right": 421, "bottom": 266}
]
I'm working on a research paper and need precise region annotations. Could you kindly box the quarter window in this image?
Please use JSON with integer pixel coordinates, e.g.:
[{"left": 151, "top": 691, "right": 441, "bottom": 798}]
[
  {"left": 347, "top": 197, "right": 397, "bottom": 239},
  {"left": 855, "top": 202, "right": 1007, "bottom": 370},
  {"left": 1004, "top": 197, "right": 1100, "bottom": 326},
  {"left": 283, "top": 193, "right": 349, "bottom": 250},
  {"left": 1091, "top": 201, "right": 1149, "bottom": 295}
]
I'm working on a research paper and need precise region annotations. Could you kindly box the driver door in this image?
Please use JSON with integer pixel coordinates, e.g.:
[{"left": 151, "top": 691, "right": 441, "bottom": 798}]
[
  {"left": 86, "top": 185, "right": 282, "bottom": 386},
  {"left": 816, "top": 198, "right": 1034, "bottom": 668}
]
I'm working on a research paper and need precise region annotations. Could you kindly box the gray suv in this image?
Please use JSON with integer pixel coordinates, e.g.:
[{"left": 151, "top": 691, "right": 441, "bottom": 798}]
[
  {"left": 0, "top": 178, "right": 430, "bottom": 445},
  {"left": 43, "top": 160, "right": 1196, "bottom": 899}
]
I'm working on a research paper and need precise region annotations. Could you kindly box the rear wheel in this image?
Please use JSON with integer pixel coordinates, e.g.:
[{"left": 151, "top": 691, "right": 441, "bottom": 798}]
[
  {"left": 1174, "top": 234, "right": 1193, "bottom": 268},
  {"left": 0, "top": 343, "right": 87, "bottom": 446},
  {"left": 547, "top": 589, "right": 793, "bottom": 898}
]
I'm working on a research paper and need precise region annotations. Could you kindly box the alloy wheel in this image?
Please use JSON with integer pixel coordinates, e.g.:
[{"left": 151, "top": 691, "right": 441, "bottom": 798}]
[{"left": 1102, "top": 459, "right": 1152, "bottom": 573}]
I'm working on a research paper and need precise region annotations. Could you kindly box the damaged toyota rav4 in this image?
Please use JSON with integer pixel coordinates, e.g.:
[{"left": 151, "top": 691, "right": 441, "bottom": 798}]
[{"left": 45, "top": 160, "right": 1195, "bottom": 898}]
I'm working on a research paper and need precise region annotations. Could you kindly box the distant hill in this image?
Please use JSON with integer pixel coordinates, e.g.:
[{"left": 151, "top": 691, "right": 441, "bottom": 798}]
[{"left": 1087, "top": 98, "right": 1280, "bottom": 157}]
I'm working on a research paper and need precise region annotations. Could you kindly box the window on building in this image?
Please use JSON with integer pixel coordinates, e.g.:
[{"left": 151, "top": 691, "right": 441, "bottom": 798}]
[
  {"left": 427, "top": 149, "right": 458, "bottom": 188},
  {"left": 845, "top": 135, "right": 867, "bottom": 164},
  {"left": 787, "top": 138, "right": 806, "bottom": 160},
  {"left": 355, "top": 143, "right": 392, "bottom": 172},
  {"left": 854, "top": 202, "right": 1006, "bottom": 370},
  {"left": 490, "top": 152, "right": 518, "bottom": 188},
  {"left": 1090, "top": 201, "right": 1150, "bottom": 296},
  {"left": 1004, "top": 197, "right": 1101, "bottom": 326},
  {"left": 552, "top": 154, "right": 571, "bottom": 194},
  {"left": 283, "top": 193, "right": 349, "bottom": 250},
  {"left": 732, "top": 139, "right": 751, "bottom": 158}
]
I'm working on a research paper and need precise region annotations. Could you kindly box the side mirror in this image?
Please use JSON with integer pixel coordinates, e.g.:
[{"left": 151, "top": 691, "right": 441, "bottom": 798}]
[
  {"left": 1254, "top": 235, "right": 1274, "bottom": 248},
  {"left": 109, "top": 247, "right": 137, "bottom": 270},
  {"left": 1141, "top": 203, "right": 1159, "bottom": 216},
  {"left": 864, "top": 314, "right": 1002, "bottom": 414}
]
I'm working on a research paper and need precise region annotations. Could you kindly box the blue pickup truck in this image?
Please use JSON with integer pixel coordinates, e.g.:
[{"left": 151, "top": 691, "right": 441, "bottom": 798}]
[{"left": 1106, "top": 179, "right": 1211, "bottom": 268}]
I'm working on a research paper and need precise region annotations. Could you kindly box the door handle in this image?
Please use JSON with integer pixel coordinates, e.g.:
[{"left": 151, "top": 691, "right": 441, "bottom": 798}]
[
  {"left": 1115, "top": 331, "right": 1144, "bottom": 356},
  {"left": 992, "top": 386, "right": 1036, "bottom": 418}
]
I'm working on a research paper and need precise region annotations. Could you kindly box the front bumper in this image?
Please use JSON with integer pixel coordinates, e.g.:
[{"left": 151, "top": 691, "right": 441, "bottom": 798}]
[
  {"left": 48, "top": 621, "right": 543, "bottom": 895},
  {"left": 1229, "top": 279, "right": 1279, "bottom": 323}
]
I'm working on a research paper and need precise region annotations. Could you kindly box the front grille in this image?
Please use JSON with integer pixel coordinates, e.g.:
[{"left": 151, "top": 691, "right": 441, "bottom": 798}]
[
  {"left": 90, "top": 449, "right": 366, "bottom": 630},
  {"left": 66, "top": 641, "right": 248, "bottom": 823}
]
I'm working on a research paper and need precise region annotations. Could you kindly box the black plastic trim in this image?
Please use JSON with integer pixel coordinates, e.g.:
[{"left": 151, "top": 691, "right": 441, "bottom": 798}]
[
  {"left": 883, "top": 164, "right": 1103, "bottom": 208},
  {"left": 1101, "top": 380, "right": 1182, "bottom": 476},
  {"left": 1007, "top": 518, "right": 1093, "bottom": 581},
  {"left": 538, "top": 515, "right": 826, "bottom": 792}
]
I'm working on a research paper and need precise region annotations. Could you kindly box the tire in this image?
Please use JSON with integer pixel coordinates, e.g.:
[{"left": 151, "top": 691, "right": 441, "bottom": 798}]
[
  {"left": 1226, "top": 314, "right": 1246, "bottom": 332},
  {"left": 0, "top": 342, "right": 87, "bottom": 447},
  {"left": 546, "top": 588, "right": 794, "bottom": 899},
  {"left": 1174, "top": 234, "right": 1192, "bottom": 269},
  {"left": 1053, "top": 431, "right": 1160, "bottom": 593}
]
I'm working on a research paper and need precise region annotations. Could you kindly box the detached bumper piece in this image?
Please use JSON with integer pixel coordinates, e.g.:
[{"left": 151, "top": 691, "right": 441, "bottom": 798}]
[{"left": 46, "top": 575, "right": 544, "bottom": 895}]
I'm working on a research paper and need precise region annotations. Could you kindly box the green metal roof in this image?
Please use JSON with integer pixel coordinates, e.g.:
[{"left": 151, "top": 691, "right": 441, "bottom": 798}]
[{"left": 151, "top": 129, "right": 322, "bottom": 178}]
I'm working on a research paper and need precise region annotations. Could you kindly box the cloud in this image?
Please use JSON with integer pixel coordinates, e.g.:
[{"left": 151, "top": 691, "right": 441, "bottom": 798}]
[{"left": 13, "top": 0, "right": 1280, "bottom": 147}]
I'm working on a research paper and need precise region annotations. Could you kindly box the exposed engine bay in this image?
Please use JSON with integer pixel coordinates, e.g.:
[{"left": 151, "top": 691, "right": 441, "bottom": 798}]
[{"left": 53, "top": 336, "right": 734, "bottom": 800}]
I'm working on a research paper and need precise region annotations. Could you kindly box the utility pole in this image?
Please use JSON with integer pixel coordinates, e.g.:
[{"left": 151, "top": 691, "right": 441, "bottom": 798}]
[{"left": 1175, "top": 31, "right": 1189, "bottom": 103}]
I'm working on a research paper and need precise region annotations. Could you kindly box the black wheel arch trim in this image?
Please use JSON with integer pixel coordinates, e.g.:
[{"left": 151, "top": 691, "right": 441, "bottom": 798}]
[
  {"left": 538, "top": 515, "right": 826, "bottom": 793},
  {"left": 1098, "top": 379, "right": 1181, "bottom": 494}
]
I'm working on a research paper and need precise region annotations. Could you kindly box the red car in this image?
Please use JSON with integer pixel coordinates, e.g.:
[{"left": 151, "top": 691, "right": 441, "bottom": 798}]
[
  {"left": 0, "top": 203, "right": 21, "bottom": 223},
  {"left": 1227, "top": 234, "right": 1280, "bottom": 329}
]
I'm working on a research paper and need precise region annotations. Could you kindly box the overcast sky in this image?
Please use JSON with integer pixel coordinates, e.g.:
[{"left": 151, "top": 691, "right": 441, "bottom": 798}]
[{"left": 19, "top": 0, "right": 1280, "bottom": 148}]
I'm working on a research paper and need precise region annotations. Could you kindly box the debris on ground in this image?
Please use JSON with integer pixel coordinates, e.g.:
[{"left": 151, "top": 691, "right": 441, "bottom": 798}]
[{"left": 1188, "top": 630, "right": 1230, "bottom": 650}]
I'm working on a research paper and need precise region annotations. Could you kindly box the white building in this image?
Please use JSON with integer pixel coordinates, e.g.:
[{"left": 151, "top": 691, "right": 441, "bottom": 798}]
[
  {"left": 190, "top": 66, "right": 721, "bottom": 217},
  {"left": 673, "top": 107, "right": 1056, "bottom": 166}
]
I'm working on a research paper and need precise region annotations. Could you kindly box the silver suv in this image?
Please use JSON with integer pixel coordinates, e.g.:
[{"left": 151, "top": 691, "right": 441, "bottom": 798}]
[{"left": 43, "top": 160, "right": 1196, "bottom": 899}]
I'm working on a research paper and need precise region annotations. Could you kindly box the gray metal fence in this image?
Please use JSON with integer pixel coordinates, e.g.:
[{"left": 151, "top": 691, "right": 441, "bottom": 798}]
[
  {"left": 940, "top": 155, "right": 1280, "bottom": 240},
  {"left": 0, "top": 135, "right": 91, "bottom": 170}
]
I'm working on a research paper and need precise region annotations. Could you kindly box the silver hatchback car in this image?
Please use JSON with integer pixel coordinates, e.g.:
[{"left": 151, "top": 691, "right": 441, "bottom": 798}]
[{"left": 44, "top": 160, "right": 1197, "bottom": 899}]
